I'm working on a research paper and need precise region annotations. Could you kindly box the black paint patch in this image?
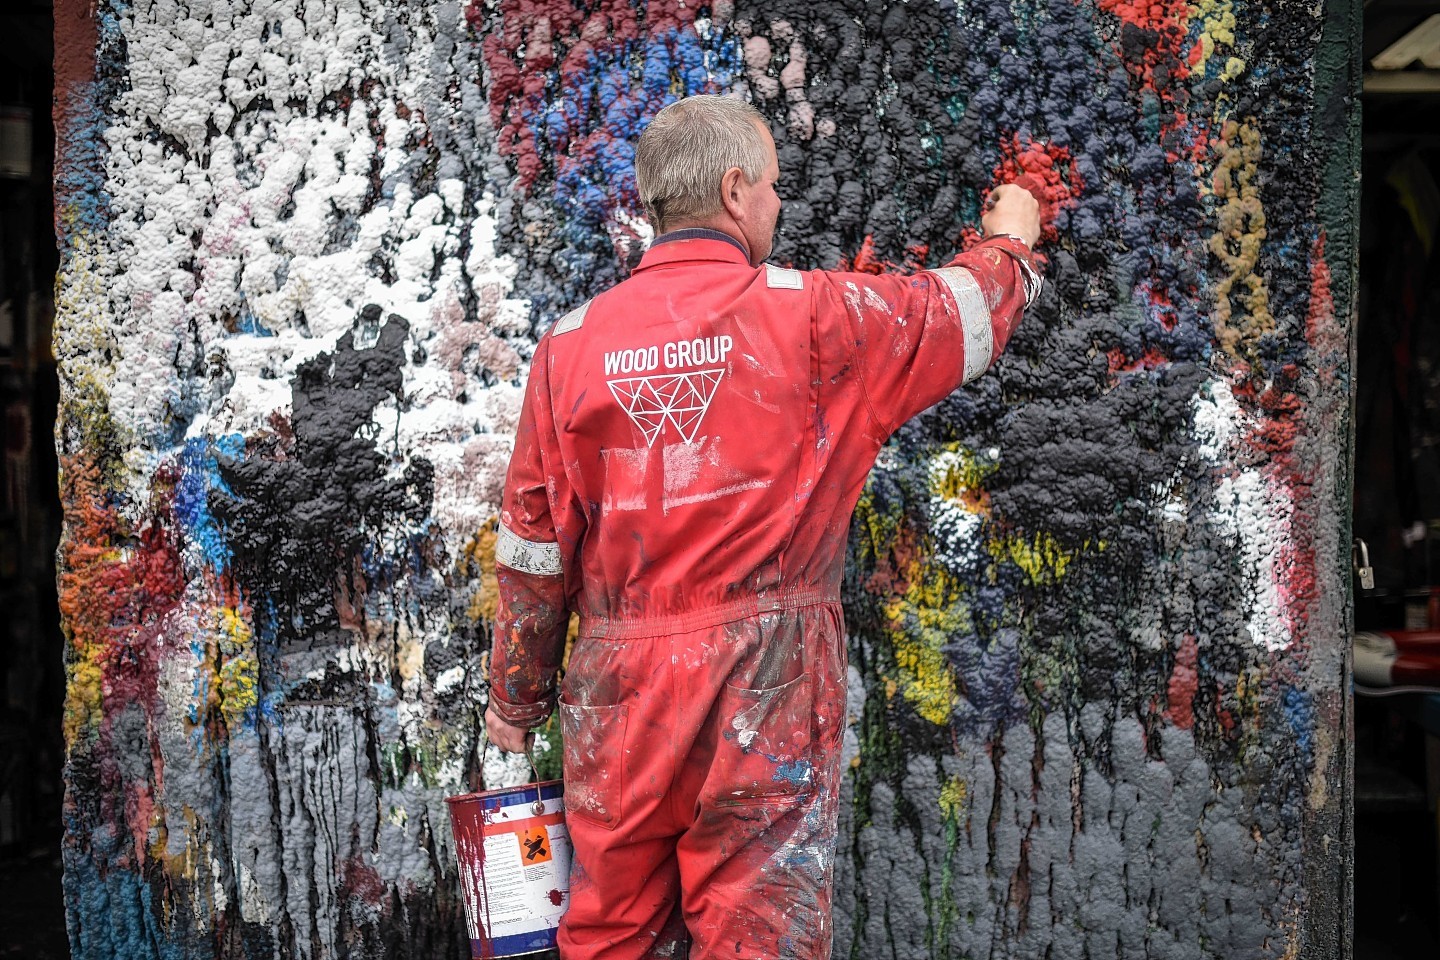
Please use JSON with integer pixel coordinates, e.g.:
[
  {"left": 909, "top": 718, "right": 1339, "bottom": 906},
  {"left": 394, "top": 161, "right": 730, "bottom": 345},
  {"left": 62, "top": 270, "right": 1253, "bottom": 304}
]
[{"left": 212, "top": 308, "right": 433, "bottom": 679}]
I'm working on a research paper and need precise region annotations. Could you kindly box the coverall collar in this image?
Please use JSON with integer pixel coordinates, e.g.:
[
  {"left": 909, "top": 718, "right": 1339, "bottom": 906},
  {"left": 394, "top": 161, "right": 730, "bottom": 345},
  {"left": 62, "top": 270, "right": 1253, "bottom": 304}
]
[{"left": 636, "top": 228, "right": 752, "bottom": 273}]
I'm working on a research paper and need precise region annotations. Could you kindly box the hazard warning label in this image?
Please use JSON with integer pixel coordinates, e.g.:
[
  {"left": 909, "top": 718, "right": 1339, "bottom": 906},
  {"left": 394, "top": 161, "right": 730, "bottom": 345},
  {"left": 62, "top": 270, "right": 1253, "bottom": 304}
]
[{"left": 518, "top": 826, "right": 552, "bottom": 865}]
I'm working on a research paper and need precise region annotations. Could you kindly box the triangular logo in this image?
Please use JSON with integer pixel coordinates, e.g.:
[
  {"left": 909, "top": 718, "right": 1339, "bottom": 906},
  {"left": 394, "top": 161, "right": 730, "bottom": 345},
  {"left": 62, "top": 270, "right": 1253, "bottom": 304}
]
[{"left": 608, "top": 369, "right": 725, "bottom": 446}]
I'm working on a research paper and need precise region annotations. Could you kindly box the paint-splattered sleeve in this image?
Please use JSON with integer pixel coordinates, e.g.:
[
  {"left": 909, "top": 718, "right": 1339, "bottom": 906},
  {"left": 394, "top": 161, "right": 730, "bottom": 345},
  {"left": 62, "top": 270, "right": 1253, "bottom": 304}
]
[
  {"left": 489, "top": 339, "right": 572, "bottom": 729},
  {"left": 819, "top": 236, "right": 1042, "bottom": 436}
]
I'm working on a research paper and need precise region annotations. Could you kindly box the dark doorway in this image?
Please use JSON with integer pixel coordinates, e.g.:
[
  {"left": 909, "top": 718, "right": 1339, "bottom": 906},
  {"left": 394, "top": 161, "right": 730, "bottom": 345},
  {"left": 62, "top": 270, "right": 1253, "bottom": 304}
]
[
  {"left": 0, "top": 0, "right": 66, "bottom": 957},
  {"left": 1352, "top": 4, "right": 1440, "bottom": 958}
]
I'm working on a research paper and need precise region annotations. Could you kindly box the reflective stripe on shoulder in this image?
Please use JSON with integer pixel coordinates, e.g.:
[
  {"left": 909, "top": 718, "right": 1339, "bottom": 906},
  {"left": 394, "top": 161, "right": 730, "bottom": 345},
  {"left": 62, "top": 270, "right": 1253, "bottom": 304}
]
[
  {"left": 929, "top": 266, "right": 994, "bottom": 383},
  {"left": 495, "top": 524, "right": 563, "bottom": 576},
  {"left": 552, "top": 301, "right": 590, "bottom": 336},
  {"left": 765, "top": 264, "right": 804, "bottom": 290}
]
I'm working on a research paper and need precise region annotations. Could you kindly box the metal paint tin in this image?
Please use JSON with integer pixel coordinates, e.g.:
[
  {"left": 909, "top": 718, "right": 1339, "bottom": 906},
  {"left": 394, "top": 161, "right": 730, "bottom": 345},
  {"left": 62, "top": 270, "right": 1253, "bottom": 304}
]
[{"left": 446, "top": 780, "right": 571, "bottom": 958}]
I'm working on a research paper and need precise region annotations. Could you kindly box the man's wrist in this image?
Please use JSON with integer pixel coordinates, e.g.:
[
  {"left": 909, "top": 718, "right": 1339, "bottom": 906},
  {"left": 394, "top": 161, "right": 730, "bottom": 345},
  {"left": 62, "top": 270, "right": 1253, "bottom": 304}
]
[
  {"left": 486, "top": 687, "right": 557, "bottom": 728},
  {"left": 982, "top": 234, "right": 1044, "bottom": 308},
  {"left": 985, "top": 232, "right": 1032, "bottom": 251}
]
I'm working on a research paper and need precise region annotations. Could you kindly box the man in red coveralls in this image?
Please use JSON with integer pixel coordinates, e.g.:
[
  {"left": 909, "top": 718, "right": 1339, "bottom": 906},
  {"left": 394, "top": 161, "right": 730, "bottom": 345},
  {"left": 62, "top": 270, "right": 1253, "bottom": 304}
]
[{"left": 485, "top": 95, "right": 1042, "bottom": 959}]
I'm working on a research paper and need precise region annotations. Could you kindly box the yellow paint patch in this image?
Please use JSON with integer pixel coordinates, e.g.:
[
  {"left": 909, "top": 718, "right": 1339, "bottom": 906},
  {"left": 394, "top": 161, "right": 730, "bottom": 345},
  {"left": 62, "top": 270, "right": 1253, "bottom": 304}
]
[
  {"left": 938, "top": 776, "right": 969, "bottom": 821},
  {"left": 464, "top": 521, "right": 501, "bottom": 624},
  {"left": 218, "top": 655, "right": 259, "bottom": 728},
  {"left": 884, "top": 563, "right": 965, "bottom": 726},
  {"left": 929, "top": 446, "right": 995, "bottom": 515},
  {"left": 397, "top": 635, "right": 427, "bottom": 686},
  {"left": 207, "top": 606, "right": 260, "bottom": 729},
  {"left": 1191, "top": 0, "right": 1237, "bottom": 73},
  {"left": 1208, "top": 118, "right": 1273, "bottom": 359},
  {"left": 988, "top": 531, "right": 1093, "bottom": 584},
  {"left": 63, "top": 649, "right": 106, "bottom": 745}
]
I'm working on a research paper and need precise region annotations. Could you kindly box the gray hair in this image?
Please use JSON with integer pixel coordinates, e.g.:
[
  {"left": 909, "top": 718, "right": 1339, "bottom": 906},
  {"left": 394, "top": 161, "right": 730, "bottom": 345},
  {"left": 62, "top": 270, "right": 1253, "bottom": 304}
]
[{"left": 634, "top": 95, "right": 770, "bottom": 233}]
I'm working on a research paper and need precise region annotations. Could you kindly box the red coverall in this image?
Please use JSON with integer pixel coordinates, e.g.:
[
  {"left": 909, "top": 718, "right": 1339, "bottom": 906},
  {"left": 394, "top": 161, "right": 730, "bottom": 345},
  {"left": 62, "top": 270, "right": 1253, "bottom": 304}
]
[{"left": 489, "top": 232, "right": 1040, "bottom": 959}]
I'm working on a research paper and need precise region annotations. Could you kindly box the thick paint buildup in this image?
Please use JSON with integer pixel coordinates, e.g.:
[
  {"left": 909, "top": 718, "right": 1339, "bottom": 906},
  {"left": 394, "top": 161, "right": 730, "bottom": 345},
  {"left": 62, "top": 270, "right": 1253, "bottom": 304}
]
[{"left": 55, "top": 0, "right": 1356, "bottom": 957}]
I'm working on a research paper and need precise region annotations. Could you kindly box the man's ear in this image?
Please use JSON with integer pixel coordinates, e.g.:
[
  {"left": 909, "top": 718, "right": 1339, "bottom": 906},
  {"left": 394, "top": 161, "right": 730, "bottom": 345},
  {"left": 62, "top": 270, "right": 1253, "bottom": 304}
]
[{"left": 719, "top": 166, "right": 747, "bottom": 220}]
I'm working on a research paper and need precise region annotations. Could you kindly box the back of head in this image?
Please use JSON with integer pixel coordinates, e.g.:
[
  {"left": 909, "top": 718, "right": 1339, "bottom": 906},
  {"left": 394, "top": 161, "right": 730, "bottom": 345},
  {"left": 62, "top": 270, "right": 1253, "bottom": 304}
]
[{"left": 635, "top": 95, "right": 769, "bottom": 235}]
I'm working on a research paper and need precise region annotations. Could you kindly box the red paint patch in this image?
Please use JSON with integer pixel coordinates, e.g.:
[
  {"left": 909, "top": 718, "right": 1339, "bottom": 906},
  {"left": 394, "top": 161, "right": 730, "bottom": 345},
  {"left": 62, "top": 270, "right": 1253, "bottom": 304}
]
[
  {"left": 1096, "top": 0, "right": 1194, "bottom": 93},
  {"left": 840, "top": 236, "right": 933, "bottom": 274},
  {"left": 863, "top": 522, "right": 918, "bottom": 597},
  {"left": 1165, "top": 634, "right": 1198, "bottom": 729},
  {"left": 993, "top": 139, "right": 1084, "bottom": 244},
  {"left": 1305, "top": 232, "right": 1345, "bottom": 361},
  {"left": 547, "top": 888, "right": 564, "bottom": 906},
  {"left": 1107, "top": 346, "right": 1170, "bottom": 377},
  {"left": 478, "top": 0, "right": 702, "bottom": 189}
]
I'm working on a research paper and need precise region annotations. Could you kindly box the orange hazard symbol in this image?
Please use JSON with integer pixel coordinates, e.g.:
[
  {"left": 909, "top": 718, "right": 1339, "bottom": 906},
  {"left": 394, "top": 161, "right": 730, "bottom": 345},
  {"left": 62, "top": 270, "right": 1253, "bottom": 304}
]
[{"left": 518, "top": 826, "right": 551, "bottom": 865}]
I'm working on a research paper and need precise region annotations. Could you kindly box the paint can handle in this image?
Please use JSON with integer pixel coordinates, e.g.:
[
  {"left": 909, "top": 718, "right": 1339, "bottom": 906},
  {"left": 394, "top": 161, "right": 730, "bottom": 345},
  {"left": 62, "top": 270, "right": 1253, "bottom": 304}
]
[
  {"left": 478, "top": 733, "right": 547, "bottom": 816},
  {"left": 524, "top": 745, "right": 545, "bottom": 817}
]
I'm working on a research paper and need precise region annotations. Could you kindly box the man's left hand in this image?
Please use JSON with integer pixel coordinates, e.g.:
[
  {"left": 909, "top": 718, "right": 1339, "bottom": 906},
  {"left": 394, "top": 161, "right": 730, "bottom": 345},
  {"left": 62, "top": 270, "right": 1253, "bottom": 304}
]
[{"left": 486, "top": 708, "right": 534, "bottom": 754}]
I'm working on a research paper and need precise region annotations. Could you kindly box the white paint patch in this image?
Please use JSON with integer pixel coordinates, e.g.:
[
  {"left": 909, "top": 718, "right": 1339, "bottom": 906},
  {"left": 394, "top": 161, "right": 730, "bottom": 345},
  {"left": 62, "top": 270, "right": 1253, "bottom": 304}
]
[
  {"left": 1211, "top": 469, "right": 1293, "bottom": 652},
  {"left": 840, "top": 662, "right": 866, "bottom": 772},
  {"left": 1182, "top": 377, "right": 1295, "bottom": 652},
  {"left": 102, "top": 0, "right": 532, "bottom": 531},
  {"left": 662, "top": 440, "right": 708, "bottom": 496},
  {"left": 924, "top": 448, "right": 987, "bottom": 571},
  {"left": 1191, "top": 377, "right": 1247, "bottom": 461},
  {"left": 433, "top": 665, "right": 467, "bottom": 697},
  {"left": 662, "top": 478, "right": 769, "bottom": 512},
  {"left": 603, "top": 446, "right": 651, "bottom": 512},
  {"left": 928, "top": 498, "right": 985, "bottom": 571}
]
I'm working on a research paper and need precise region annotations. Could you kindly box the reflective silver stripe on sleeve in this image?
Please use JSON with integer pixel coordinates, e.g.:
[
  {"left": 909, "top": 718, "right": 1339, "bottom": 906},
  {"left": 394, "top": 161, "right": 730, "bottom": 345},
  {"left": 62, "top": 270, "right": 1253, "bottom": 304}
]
[
  {"left": 495, "top": 524, "right": 563, "bottom": 576},
  {"left": 765, "top": 264, "right": 804, "bottom": 290},
  {"left": 552, "top": 301, "right": 589, "bottom": 336},
  {"left": 930, "top": 266, "right": 994, "bottom": 383},
  {"left": 1013, "top": 257, "right": 1044, "bottom": 307}
]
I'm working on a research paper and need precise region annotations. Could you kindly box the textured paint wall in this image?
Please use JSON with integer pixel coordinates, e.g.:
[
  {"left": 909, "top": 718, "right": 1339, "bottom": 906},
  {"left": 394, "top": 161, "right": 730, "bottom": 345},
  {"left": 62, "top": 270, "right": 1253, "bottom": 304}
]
[{"left": 53, "top": 1, "right": 1358, "bottom": 958}]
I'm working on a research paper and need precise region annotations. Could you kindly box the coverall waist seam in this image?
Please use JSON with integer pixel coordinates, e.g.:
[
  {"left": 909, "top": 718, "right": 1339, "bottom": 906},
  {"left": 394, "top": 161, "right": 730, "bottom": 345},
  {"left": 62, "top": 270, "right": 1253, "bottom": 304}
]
[{"left": 577, "top": 588, "right": 838, "bottom": 640}]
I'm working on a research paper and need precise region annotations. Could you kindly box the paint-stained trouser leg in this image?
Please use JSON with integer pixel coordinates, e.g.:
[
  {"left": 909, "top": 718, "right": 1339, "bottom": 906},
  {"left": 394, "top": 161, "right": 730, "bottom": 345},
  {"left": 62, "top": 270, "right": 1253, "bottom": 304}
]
[
  {"left": 557, "top": 632, "right": 690, "bottom": 959},
  {"left": 558, "top": 605, "right": 846, "bottom": 960},
  {"left": 679, "top": 605, "right": 847, "bottom": 959},
  {"left": 561, "top": 829, "right": 689, "bottom": 958},
  {"left": 678, "top": 752, "right": 842, "bottom": 958}
]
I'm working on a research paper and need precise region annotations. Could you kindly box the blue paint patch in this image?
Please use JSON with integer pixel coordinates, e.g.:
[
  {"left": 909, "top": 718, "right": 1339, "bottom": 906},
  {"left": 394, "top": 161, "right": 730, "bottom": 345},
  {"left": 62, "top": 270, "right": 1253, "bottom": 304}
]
[
  {"left": 63, "top": 835, "right": 207, "bottom": 960},
  {"left": 1281, "top": 685, "right": 1314, "bottom": 760},
  {"left": 511, "top": 22, "right": 742, "bottom": 321},
  {"left": 950, "top": 627, "right": 1028, "bottom": 739},
  {"left": 234, "top": 311, "right": 274, "bottom": 336},
  {"left": 174, "top": 434, "right": 245, "bottom": 576},
  {"left": 772, "top": 758, "right": 814, "bottom": 789}
]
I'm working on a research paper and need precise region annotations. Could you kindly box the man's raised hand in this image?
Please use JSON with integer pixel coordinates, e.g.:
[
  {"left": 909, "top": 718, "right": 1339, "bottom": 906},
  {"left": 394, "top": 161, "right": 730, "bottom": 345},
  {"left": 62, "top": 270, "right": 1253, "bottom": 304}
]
[{"left": 981, "top": 183, "right": 1042, "bottom": 250}]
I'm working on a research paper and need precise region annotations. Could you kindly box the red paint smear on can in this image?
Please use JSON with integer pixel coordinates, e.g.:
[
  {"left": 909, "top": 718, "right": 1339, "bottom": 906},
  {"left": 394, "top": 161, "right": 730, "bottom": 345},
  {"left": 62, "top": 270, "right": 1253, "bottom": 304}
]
[
  {"left": 547, "top": 888, "right": 564, "bottom": 906},
  {"left": 448, "top": 797, "right": 496, "bottom": 959}
]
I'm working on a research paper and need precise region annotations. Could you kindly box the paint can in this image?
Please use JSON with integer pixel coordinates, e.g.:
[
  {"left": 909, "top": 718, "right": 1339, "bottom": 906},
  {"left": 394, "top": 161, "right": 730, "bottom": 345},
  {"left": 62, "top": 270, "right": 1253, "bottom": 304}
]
[{"left": 446, "top": 750, "right": 570, "bottom": 958}]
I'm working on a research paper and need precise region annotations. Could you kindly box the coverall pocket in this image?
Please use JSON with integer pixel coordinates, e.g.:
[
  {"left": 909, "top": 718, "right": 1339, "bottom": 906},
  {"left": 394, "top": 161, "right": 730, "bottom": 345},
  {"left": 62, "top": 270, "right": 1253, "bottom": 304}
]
[
  {"left": 711, "top": 672, "right": 815, "bottom": 804},
  {"left": 559, "top": 700, "right": 628, "bottom": 829}
]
